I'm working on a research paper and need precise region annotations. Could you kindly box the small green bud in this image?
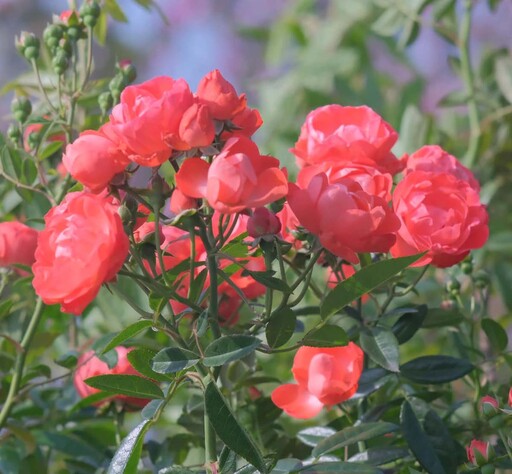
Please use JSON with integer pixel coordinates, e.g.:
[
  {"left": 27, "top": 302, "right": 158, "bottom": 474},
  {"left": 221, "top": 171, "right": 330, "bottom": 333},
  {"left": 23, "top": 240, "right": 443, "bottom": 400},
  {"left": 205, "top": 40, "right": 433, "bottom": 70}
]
[
  {"left": 57, "top": 38, "right": 73, "bottom": 57},
  {"left": 109, "top": 74, "right": 128, "bottom": 103},
  {"left": 446, "top": 279, "right": 461, "bottom": 295},
  {"left": 24, "top": 46, "right": 40, "bottom": 61},
  {"left": 27, "top": 130, "right": 41, "bottom": 150},
  {"left": 67, "top": 25, "right": 85, "bottom": 41},
  {"left": 80, "top": 1, "right": 101, "bottom": 24},
  {"left": 52, "top": 50, "right": 69, "bottom": 75},
  {"left": 43, "top": 24, "right": 64, "bottom": 46},
  {"left": 83, "top": 14, "right": 97, "bottom": 28},
  {"left": 7, "top": 124, "right": 21, "bottom": 143},
  {"left": 117, "top": 60, "right": 137, "bottom": 83},
  {"left": 16, "top": 32, "right": 40, "bottom": 60},
  {"left": 11, "top": 96, "right": 32, "bottom": 123},
  {"left": 98, "top": 92, "right": 114, "bottom": 115},
  {"left": 118, "top": 204, "right": 133, "bottom": 227},
  {"left": 474, "top": 271, "right": 490, "bottom": 289},
  {"left": 461, "top": 261, "right": 473, "bottom": 274}
]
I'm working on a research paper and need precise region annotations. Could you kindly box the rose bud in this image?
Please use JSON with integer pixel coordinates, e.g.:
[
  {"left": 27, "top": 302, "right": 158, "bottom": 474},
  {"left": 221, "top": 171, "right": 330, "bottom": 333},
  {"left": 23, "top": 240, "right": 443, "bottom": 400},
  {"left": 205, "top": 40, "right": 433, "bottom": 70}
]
[
  {"left": 466, "top": 440, "right": 493, "bottom": 467},
  {"left": 247, "top": 207, "right": 281, "bottom": 239},
  {"left": 0, "top": 221, "right": 39, "bottom": 274},
  {"left": 480, "top": 396, "right": 499, "bottom": 417}
]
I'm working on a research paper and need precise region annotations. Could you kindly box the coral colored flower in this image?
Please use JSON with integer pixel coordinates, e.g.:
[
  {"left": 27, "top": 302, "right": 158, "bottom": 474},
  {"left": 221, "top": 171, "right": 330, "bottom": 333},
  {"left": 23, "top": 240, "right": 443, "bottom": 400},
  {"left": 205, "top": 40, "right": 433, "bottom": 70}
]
[
  {"left": 297, "top": 162, "right": 393, "bottom": 201},
  {"left": 109, "top": 76, "right": 194, "bottom": 166},
  {"left": 167, "top": 103, "right": 215, "bottom": 151},
  {"left": 466, "top": 440, "right": 491, "bottom": 466},
  {"left": 288, "top": 174, "right": 400, "bottom": 264},
  {"left": 509, "top": 387, "right": 512, "bottom": 406},
  {"left": 170, "top": 188, "right": 198, "bottom": 215},
  {"left": 32, "top": 192, "right": 129, "bottom": 314},
  {"left": 63, "top": 124, "right": 130, "bottom": 193},
  {"left": 175, "top": 137, "right": 288, "bottom": 214},
  {"left": 291, "top": 105, "right": 403, "bottom": 175},
  {"left": 404, "top": 145, "right": 480, "bottom": 191},
  {"left": 222, "top": 106, "right": 263, "bottom": 139},
  {"left": 133, "top": 221, "right": 163, "bottom": 245},
  {"left": 197, "top": 69, "right": 246, "bottom": 120},
  {"left": 0, "top": 221, "right": 39, "bottom": 273},
  {"left": 390, "top": 171, "right": 488, "bottom": 268},
  {"left": 276, "top": 203, "right": 302, "bottom": 249},
  {"left": 247, "top": 207, "right": 281, "bottom": 238},
  {"left": 271, "top": 343, "right": 364, "bottom": 419},
  {"left": 74, "top": 347, "right": 150, "bottom": 408}
]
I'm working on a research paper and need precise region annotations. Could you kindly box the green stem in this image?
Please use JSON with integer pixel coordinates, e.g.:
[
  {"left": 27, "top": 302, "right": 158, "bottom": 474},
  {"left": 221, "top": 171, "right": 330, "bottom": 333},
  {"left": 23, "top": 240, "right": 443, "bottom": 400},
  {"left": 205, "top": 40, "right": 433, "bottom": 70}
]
[
  {"left": 264, "top": 250, "right": 274, "bottom": 319},
  {"left": 459, "top": 0, "right": 481, "bottom": 168},
  {"left": 79, "top": 27, "right": 94, "bottom": 91},
  {"left": 0, "top": 298, "right": 45, "bottom": 429},
  {"left": 31, "top": 59, "right": 58, "bottom": 113},
  {"left": 204, "top": 408, "right": 217, "bottom": 471},
  {"left": 498, "top": 429, "right": 512, "bottom": 460}
]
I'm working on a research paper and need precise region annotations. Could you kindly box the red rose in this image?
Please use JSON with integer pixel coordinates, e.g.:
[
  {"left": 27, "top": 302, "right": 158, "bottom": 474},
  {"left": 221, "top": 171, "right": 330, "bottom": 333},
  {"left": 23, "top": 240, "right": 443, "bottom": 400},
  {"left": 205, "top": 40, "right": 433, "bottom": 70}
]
[
  {"left": 404, "top": 145, "right": 480, "bottom": 191},
  {"left": 32, "top": 192, "right": 129, "bottom": 314},
  {"left": 197, "top": 69, "right": 246, "bottom": 120},
  {"left": 63, "top": 124, "right": 130, "bottom": 193},
  {"left": 222, "top": 106, "right": 263, "bottom": 140},
  {"left": 271, "top": 343, "right": 364, "bottom": 419},
  {"left": 167, "top": 103, "right": 215, "bottom": 151},
  {"left": 109, "top": 76, "right": 194, "bottom": 166},
  {"left": 466, "top": 440, "right": 491, "bottom": 466},
  {"left": 175, "top": 137, "right": 288, "bottom": 214},
  {"left": 0, "top": 221, "right": 39, "bottom": 273},
  {"left": 74, "top": 347, "right": 150, "bottom": 408},
  {"left": 288, "top": 173, "right": 400, "bottom": 264},
  {"left": 390, "top": 171, "right": 488, "bottom": 267},
  {"left": 291, "top": 105, "right": 403, "bottom": 175}
]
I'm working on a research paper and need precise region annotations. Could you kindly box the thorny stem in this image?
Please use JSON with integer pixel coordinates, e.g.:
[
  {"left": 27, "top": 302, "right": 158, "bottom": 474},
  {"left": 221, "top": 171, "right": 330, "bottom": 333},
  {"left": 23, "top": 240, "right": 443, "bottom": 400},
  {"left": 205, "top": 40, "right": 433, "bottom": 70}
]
[{"left": 0, "top": 298, "right": 45, "bottom": 429}]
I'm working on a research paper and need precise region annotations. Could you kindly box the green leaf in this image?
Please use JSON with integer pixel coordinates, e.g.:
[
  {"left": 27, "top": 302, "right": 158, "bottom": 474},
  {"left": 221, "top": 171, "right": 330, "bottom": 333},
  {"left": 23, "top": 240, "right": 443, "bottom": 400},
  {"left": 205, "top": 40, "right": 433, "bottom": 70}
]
[
  {"left": 204, "top": 382, "right": 267, "bottom": 473},
  {"left": 395, "top": 105, "right": 430, "bottom": 156},
  {"left": 481, "top": 318, "right": 508, "bottom": 352},
  {"left": 360, "top": 327, "right": 400, "bottom": 372},
  {"left": 392, "top": 305, "right": 427, "bottom": 344},
  {"left": 105, "top": 0, "right": 128, "bottom": 22},
  {"left": 297, "top": 427, "right": 337, "bottom": 447},
  {"left": 312, "top": 422, "right": 398, "bottom": 457},
  {"left": 203, "top": 335, "right": 261, "bottom": 367},
  {"left": 422, "top": 308, "right": 464, "bottom": 328},
  {"left": 0, "top": 146, "right": 22, "bottom": 179},
  {"left": 400, "top": 356, "right": 474, "bottom": 384},
  {"left": 39, "top": 140, "right": 63, "bottom": 161},
  {"left": 266, "top": 307, "right": 296, "bottom": 348},
  {"left": 54, "top": 350, "right": 78, "bottom": 369},
  {"left": 321, "top": 254, "right": 423, "bottom": 320},
  {"left": 100, "top": 320, "right": 153, "bottom": 354},
  {"left": 107, "top": 419, "right": 152, "bottom": 474},
  {"left": 84, "top": 374, "right": 164, "bottom": 399},
  {"left": 348, "top": 447, "right": 410, "bottom": 465},
  {"left": 495, "top": 56, "right": 512, "bottom": 104},
  {"left": 70, "top": 391, "right": 115, "bottom": 412},
  {"left": 302, "top": 325, "right": 349, "bottom": 348},
  {"left": 127, "top": 347, "right": 173, "bottom": 382},
  {"left": 298, "top": 462, "right": 382, "bottom": 473},
  {"left": 242, "top": 269, "right": 291, "bottom": 293},
  {"left": 400, "top": 401, "right": 446, "bottom": 474},
  {"left": 151, "top": 347, "right": 200, "bottom": 373}
]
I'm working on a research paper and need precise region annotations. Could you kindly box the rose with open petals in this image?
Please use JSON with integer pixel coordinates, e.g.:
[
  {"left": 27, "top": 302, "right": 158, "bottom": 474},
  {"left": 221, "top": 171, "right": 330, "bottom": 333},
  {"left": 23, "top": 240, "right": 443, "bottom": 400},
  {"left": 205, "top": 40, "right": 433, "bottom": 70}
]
[
  {"left": 32, "top": 192, "right": 129, "bottom": 314},
  {"left": 0, "top": 221, "right": 39, "bottom": 273},
  {"left": 291, "top": 105, "right": 403, "bottom": 175},
  {"left": 288, "top": 173, "right": 400, "bottom": 264},
  {"left": 74, "top": 347, "right": 150, "bottom": 408},
  {"left": 175, "top": 137, "right": 288, "bottom": 214},
  {"left": 63, "top": 123, "right": 130, "bottom": 193},
  {"left": 109, "top": 76, "right": 194, "bottom": 166},
  {"left": 391, "top": 171, "right": 488, "bottom": 267},
  {"left": 297, "top": 162, "right": 393, "bottom": 201},
  {"left": 404, "top": 145, "right": 480, "bottom": 191},
  {"left": 271, "top": 343, "right": 364, "bottom": 419}
]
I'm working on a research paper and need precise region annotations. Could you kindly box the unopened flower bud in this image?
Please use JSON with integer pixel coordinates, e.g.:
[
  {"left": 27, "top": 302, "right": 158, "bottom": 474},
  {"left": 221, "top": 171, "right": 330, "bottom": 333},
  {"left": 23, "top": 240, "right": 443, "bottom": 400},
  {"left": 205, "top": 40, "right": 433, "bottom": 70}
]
[
  {"left": 466, "top": 440, "right": 493, "bottom": 466},
  {"left": 118, "top": 204, "right": 133, "bottom": 227},
  {"left": 67, "top": 25, "right": 85, "bottom": 41},
  {"left": 43, "top": 24, "right": 64, "bottom": 49},
  {"left": 7, "top": 124, "right": 21, "bottom": 143},
  {"left": 16, "top": 32, "right": 40, "bottom": 60},
  {"left": 11, "top": 96, "right": 32, "bottom": 123},
  {"left": 474, "top": 271, "right": 490, "bottom": 289},
  {"left": 247, "top": 207, "right": 281, "bottom": 239},
  {"left": 133, "top": 222, "right": 164, "bottom": 246},
  {"left": 117, "top": 60, "right": 137, "bottom": 83},
  {"left": 480, "top": 396, "right": 499, "bottom": 417},
  {"left": 446, "top": 279, "right": 460, "bottom": 295},
  {"left": 109, "top": 74, "right": 128, "bottom": 104},
  {"left": 80, "top": 1, "right": 100, "bottom": 26},
  {"left": 52, "top": 50, "right": 69, "bottom": 75},
  {"left": 98, "top": 92, "right": 114, "bottom": 115}
]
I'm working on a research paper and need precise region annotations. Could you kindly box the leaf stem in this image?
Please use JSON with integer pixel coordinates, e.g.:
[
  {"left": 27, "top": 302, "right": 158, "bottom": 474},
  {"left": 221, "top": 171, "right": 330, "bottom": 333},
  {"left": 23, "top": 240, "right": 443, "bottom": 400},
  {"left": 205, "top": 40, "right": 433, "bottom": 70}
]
[{"left": 0, "top": 297, "right": 45, "bottom": 429}]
